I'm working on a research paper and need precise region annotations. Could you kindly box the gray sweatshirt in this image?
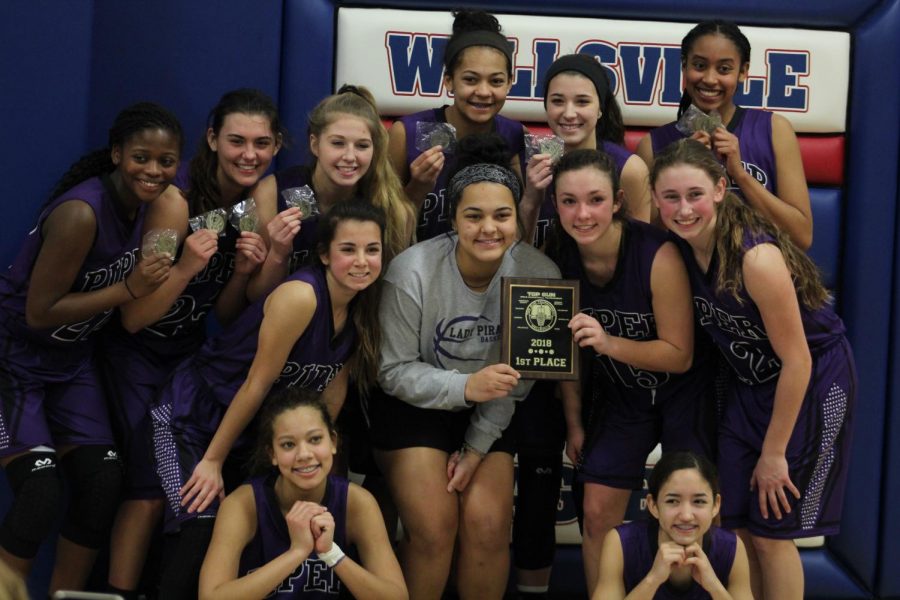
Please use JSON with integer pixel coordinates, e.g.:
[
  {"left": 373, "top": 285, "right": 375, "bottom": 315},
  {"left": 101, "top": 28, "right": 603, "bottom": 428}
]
[{"left": 378, "top": 233, "right": 560, "bottom": 454}]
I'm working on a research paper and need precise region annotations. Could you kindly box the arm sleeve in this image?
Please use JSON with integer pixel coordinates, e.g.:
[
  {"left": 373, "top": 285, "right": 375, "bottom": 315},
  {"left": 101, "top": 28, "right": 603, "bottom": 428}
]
[{"left": 377, "top": 278, "right": 470, "bottom": 410}]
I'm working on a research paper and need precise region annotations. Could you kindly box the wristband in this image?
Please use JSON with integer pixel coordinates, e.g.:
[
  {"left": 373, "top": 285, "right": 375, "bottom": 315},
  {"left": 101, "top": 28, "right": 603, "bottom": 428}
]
[
  {"left": 317, "top": 543, "right": 346, "bottom": 568},
  {"left": 123, "top": 278, "right": 138, "bottom": 299}
]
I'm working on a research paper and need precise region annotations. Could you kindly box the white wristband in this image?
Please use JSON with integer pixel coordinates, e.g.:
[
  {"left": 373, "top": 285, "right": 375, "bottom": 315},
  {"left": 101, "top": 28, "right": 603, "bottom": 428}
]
[{"left": 317, "top": 543, "right": 345, "bottom": 568}]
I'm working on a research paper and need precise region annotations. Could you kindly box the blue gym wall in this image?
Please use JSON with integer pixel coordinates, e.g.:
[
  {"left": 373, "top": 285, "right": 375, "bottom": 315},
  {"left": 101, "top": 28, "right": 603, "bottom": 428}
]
[{"left": 1, "top": 0, "right": 898, "bottom": 597}]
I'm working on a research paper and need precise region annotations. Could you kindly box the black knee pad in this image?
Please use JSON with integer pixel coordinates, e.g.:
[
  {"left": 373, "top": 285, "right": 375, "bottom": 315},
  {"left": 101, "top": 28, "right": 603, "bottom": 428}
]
[
  {"left": 0, "top": 452, "right": 64, "bottom": 558},
  {"left": 60, "top": 445, "right": 124, "bottom": 549},
  {"left": 514, "top": 452, "right": 562, "bottom": 570},
  {"left": 159, "top": 518, "right": 215, "bottom": 600}
]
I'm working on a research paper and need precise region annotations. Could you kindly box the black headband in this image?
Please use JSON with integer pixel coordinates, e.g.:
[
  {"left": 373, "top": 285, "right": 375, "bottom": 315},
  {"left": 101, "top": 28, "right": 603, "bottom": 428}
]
[
  {"left": 542, "top": 54, "right": 611, "bottom": 109},
  {"left": 444, "top": 30, "right": 514, "bottom": 72}
]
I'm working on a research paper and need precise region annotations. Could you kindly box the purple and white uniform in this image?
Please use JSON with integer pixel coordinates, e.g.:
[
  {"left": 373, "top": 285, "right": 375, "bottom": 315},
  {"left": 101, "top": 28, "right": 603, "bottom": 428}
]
[
  {"left": 274, "top": 165, "right": 321, "bottom": 274},
  {"left": 649, "top": 108, "right": 776, "bottom": 198},
  {"left": 677, "top": 232, "right": 855, "bottom": 538},
  {"left": 618, "top": 520, "right": 736, "bottom": 599},
  {"left": 399, "top": 107, "right": 525, "bottom": 241},
  {"left": 534, "top": 141, "right": 632, "bottom": 249},
  {"left": 0, "top": 175, "right": 144, "bottom": 455},
  {"left": 239, "top": 472, "right": 349, "bottom": 598},
  {"left": 556, "top": 220, "right": 716, "bottom": 488},
  {"left": 152, "top": 264, "right": 356, "bottom": 529},
  {"left": 101, "top": 191, "right": 243, "bottom": 497}
]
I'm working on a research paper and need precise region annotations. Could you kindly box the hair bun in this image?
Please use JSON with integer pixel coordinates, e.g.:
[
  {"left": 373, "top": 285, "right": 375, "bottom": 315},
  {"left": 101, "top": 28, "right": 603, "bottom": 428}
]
[
  {"left": 451, "top": 9, "right": 502, "bottom": 34},
  {"left": 454, "top": 133, "right": 512, "bottom": 171}
]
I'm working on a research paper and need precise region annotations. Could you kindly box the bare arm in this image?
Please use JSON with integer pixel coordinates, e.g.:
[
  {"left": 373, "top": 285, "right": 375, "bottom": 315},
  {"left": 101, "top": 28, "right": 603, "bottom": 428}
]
[
  {"left": 199, "top": 487, "right": 318, "bottom": 600},
  {"left": 335, "top": 484, "right": 408, "bottom": 600},
  {"left": 593, "top": 529, "right": 627, "bottom": 600},
  {"left": 389, "top": 120, "right": 443, "bottom": 209},
  {"left": 726, "top": 536, "right": 753, "bottom": 600},
  {"left": 119, "top": 187, "right": 218, "bottom": 333},
  {"left": 635, "top": 134, "right": 655, "bottom": 170},
  {"left": 743, "top": 243, "right": 811, "bottom": 520},
  {"left": 620, "top": 155, "right": 652, "bottom": 223},
  {"left": 247, "top": 174, "right": 302, "bottom": 301},
  {"left": 571, "top": 242, "right": 693, "bottom": 373},
  {"left": 320, "top": 363, "right": 350, "bottom": 423},
  {"left": 713, "top": 115, "right": 812, "bottom": 249},
  {"left": 559, "top": 380, "right": 585, "bottom": 466},
  {"left": 180, "top": 281, "right": 317, "bottom": 513},
  {"left": 26, "top": 200, "right": 170, "bottom": 329},
  {"left": 520, "top": 153, "right": 553, "bottom": 245}
]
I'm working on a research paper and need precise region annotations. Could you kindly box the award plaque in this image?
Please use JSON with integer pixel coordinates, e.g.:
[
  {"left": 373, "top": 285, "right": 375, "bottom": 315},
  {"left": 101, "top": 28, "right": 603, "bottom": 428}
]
[{"left": 501, "top": 277, "right": 580, "bottom": 380}]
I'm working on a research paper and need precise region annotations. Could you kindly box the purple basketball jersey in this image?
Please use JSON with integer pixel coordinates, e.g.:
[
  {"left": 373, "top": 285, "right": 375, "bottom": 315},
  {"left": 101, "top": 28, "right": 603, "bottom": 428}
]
[
  {"left": 239, "top": 472, "right": 349, "bottom": 598},
  {"left": 399, "top": 107, "right": 525, "bottom": 241},
  {"left": 649, "top": 108, "right": 777, "bottom": 197},
  {"left": 192, "top": 263, "right": 355, "bottom": 404},
  {"left": 678, "top": 232, "right": 846, "bottom": 387},
  {"left": 109, "top": 186, "right": 242, "bottom": 359},
  {"left": 618, "top": 520, "right": 736, "bottom": 599},
  {"left": 152, "top": 264, "right": 357, "bottom": 527},
  {"left": 557, "top": 220, "right": 706, "bottom": 405},
  {"left": 0, "top": 175, "right": 144, "bottom": 355},
  {"left": 677, "top": 232, "right": 855, "bottom": 537}
]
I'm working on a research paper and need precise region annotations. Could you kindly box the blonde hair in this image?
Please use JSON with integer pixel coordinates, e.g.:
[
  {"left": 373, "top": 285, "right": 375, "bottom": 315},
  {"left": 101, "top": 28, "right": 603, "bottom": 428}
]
[
  {"left": 308, "top": 85, "right": 415, "bottom": 261},
  {"left": 651, "top": 139, "right": 829, "bottom": 310}
]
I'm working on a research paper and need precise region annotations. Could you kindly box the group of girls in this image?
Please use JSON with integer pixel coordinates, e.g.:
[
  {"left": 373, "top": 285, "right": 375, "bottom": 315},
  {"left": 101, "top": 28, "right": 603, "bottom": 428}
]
[{"left": 0, "top": 6, "right": 854, "bottom": 600}]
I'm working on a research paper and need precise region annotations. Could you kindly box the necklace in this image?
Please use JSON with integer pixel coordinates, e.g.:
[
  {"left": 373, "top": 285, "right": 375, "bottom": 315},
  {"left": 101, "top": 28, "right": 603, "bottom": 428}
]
[{"left": 460, "top": 273, "right": 492, "bottom": 292}]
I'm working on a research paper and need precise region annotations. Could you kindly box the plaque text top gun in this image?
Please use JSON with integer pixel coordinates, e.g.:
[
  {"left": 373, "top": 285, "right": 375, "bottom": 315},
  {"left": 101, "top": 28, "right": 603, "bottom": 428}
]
[{"left": 501, "top": 277, "right": 580, "bottom": 380}]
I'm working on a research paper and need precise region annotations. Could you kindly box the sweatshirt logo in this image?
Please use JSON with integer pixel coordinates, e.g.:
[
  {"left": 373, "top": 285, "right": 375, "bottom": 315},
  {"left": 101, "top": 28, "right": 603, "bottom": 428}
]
[{"left": 433, "top": 315, "right": 500, "bottom": 368}]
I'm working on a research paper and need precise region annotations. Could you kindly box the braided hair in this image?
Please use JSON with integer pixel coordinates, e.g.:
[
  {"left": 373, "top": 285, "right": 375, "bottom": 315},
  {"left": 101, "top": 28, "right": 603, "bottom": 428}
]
[{"left": 47, "top": 102, "right": 183, "bottom": 208}]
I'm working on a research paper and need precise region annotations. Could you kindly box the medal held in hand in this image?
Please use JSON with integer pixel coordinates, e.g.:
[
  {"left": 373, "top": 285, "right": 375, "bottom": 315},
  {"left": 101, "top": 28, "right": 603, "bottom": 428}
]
[
  {"left": 524, "top": 133, "right": 565, "bottom": 164},
  {"left": 189, "top": 208, "right": 229, "bottom": 236},
  {"left": 230, "top": 197, "right": 259, "bottom": 232},
  {"left": 415, "top": 121, "right": 457, "bottom": 154},
  {"left": 676, "top": 105, "right": 724, "bottom": 136},
  {"left": 141, "top": 228, "right": 178, "bottom": 259},
  {"left": 281, "top": 185, "right": 320, "bottom": 221},
  {"left": 501, "top": 277, "right": 580, "bottom": 380}
]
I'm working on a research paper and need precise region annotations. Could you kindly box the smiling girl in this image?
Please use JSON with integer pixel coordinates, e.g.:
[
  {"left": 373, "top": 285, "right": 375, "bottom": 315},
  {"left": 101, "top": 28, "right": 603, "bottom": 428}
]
[
  {"left": 548, "top": 149, "right": 716, "bottom": 593},
  {"left": 595, "top": 451, "right": 752, "bottom": 600},
  {"left": 372, "top": 134, "right": 558, "bottom": 599},
  {"left": 637, "top": 21, "right": 812, "bottom": 249},
  {"left": 198, "top": 388, "right": 406, "bottom": 600},
  {"left": 0, "top": 103, "right": 183, "bottom": 592},
  {"left": 651, "top": 139, "right": 854, "bottom": 599},
  {"left": 513, "top": 56, "right": 655, "bottom": 595},
  {"left": 250, "top": 85, "right": 413, "bottom": 298},
  {"left": 523, "top": 53, "right": 652, "bottom": 246},
  {"left": 388, "top": 9, "right": 525, "bottom": 242},
  {"left": 99, "top": 89, "right": 283, "bottom": 598},
  {"left": 150, "top": 201, "right": 386, "bottom": 598}
]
